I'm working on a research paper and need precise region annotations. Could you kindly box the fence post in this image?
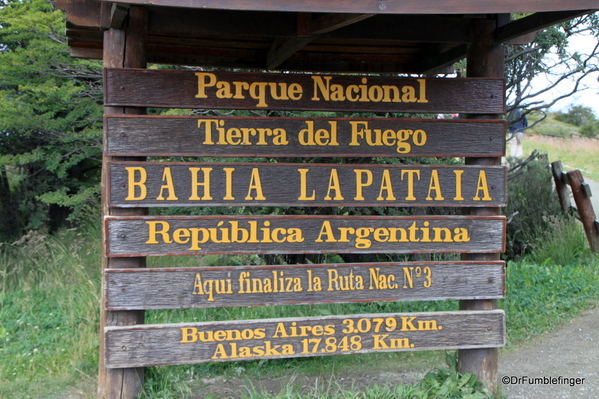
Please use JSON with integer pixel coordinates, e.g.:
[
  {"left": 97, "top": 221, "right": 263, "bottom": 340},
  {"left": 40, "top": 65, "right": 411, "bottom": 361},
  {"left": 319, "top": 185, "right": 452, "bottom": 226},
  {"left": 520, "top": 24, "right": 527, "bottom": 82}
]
[
  {"left": 566, "top": 170, "right": 599, "bottom": 253},
  {"left": 551, "top": 161, "right": 571, "bottom": 213}
]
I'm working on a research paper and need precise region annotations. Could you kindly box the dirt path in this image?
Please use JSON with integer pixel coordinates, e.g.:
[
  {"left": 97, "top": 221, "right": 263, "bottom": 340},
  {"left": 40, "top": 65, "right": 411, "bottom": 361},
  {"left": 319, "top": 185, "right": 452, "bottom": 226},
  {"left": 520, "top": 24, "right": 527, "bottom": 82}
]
[
  {"left": 498, "top": 306, "right": 599, "bottom": 398},
  {"left": 498, "top": 172, "right": 599, "bottom": 398}
]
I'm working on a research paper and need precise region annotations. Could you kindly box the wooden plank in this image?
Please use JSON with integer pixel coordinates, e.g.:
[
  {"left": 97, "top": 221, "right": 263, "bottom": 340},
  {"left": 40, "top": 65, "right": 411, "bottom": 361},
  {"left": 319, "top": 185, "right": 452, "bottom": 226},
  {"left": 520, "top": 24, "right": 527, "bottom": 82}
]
[
  {"left": 567, "top": 170, "right": 599, "bottom": 252},
  {"left": 551, "top": 161, "right": 571, "bottom": 213},
  {"left": 495, "top": 10, "right": 594, "bottom": 44},
  {"left": 104, "top": 115, "right": 506, "bottom": 158},
  {"left": 145, "top": 11, "right": 469, "bottom": 43},
  {"left": 267, "top": 37, "right": 314, "bottom": 69},
  {"left": 95, "top": 0, "right": 598, "bottom": 14},
  {"left": 108, "top": 162, "right": 507, "bottom": 208},
  {"left": 105, "top": 215, "right": 506, "bottom": 257},
  {"left": 105, "top": 261, "right": 505, "bottom": 310},
  {"left": 104, "top": 309, "right": 506, "bottom": 368},
  {"left": 310, "top": 13, "right": 375, "bottom": 35},
  {"left": 104, "top": 68, "right": 505, "bottom": 114}
]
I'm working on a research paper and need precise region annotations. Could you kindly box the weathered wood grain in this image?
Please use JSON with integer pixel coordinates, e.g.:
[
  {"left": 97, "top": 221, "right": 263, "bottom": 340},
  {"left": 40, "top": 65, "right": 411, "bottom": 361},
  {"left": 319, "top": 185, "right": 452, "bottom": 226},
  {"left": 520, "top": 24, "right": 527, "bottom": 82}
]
[
  {"left": 104, "top": 309, "right": 505, "bottom": 368},
  {"left": 104, "top": 68, "right": 505, "bottom": 113},
  {"left": 105, "top": 261, "right": 505, "bottom": 310},
  {"left": 94, "top": 0, "right": 595, "bottom": 15},
  {"left": 105, "top": 215, "right": 506, "bottom": 256},
  {"left": 104, "top": 115, "right": 506, "bottom": 157},
  {"left": 108, "top": 162, "right": 507, "bottom": 208}
]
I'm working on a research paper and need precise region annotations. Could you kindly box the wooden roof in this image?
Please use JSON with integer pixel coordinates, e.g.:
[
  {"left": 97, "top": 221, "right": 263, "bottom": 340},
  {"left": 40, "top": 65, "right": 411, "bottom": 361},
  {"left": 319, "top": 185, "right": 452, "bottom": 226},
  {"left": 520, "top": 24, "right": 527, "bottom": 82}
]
[{"left": 53, "top": 0, "right": 598, "bottom": 74}]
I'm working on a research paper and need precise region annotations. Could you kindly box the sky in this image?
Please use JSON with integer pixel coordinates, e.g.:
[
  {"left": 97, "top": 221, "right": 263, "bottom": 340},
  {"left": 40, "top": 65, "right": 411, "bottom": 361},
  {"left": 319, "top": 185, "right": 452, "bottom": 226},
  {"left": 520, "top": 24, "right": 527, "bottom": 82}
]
[{"left": 530, "top": 33, "right": 599, "bottom": 116}]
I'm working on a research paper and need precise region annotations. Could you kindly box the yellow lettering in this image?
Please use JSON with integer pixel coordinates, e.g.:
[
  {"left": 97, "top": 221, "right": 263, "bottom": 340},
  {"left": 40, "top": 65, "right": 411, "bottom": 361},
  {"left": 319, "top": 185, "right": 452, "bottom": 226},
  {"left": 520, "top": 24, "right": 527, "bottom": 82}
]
[
  {"left": 189, "top": 168, "right": 213, "bottom": 200},
  {"left": 245, "top": 168, "right": 266, "bottom": 200},
  {"left": 324, "top": 169, "right": 344, "bottom": 200},
  {"left": 156, "top": 167, "right": 178, "bottom": 201},
  {"left": 401, "top": 170, "right": 420, "bottom": 201},
  {"left": 377, "top": 170, "right": 396, "bottom": 200},
  {"left": 425, "top": 170, "right": 444, "bottom": 201},
  {"left": 146, "top": 221, "right": 171, "bottom": 244},
  {"left": 473, "top": 171, "right": 492, "bottom": 201},
  {"left": 125, "top": 167, "right": 147, "bottom": 200},
  {"left": 298, "top": 169, "right": 316, "bottom": 200},
  {"left": 195, "top": 72, "right": 217, "bottom": 98},
  {"left": 315, "top": 221, "right": 337, "bottom": 243},
  {"left": 354, "top": 169, "right": 373, "bottom": 200}
]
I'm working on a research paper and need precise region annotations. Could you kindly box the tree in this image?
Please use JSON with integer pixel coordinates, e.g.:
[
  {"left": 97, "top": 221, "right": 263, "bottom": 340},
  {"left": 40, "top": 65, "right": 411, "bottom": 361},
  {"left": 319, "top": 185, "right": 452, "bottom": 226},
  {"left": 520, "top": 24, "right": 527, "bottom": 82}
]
[
  {"left": 554, "top": 104, "right": 597, "bottom": 127},
  {"left": 0, "top": 0, "right": 103, "bottom": 240},
  {"left": 505, "top": 12, "right": 599, "bottom": 128}
]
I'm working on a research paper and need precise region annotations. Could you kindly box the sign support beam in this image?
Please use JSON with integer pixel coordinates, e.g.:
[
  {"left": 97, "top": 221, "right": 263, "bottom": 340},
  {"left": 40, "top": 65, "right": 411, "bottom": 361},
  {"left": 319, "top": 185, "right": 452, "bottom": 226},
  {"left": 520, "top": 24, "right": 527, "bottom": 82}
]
[
  {"left": 98, "top": 6, "right": 148, "bottom": 399},
  {"left": 458, "top": 16, "right": 505, "bottom": 394}
]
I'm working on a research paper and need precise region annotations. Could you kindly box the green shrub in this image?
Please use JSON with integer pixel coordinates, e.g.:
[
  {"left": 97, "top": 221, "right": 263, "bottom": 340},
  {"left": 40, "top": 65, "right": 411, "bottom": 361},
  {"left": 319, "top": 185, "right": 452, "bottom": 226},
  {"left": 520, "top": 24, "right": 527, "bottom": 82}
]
[
  {"left": 529, "top": 215, "right": 589, "bottom": 265},
  {"left": 503, "top": 159, "right": 564, "bottom": 260},
  {"left": 553, "top": 105, "right": 597, "bottom": 127},
  {"left": 579, "top": 120, "right": 599, "bottom": 137}
]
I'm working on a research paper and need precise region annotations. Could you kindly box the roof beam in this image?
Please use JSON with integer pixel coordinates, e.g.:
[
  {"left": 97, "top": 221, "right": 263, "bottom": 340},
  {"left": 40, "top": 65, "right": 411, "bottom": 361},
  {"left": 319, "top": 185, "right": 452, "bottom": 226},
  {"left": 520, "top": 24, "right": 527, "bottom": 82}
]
[
  {"left": 267, "top": 37, "right": 314, "bottom": 69},
  {"left": 310, "top": 13, "right": 375, "bottom": 35},
  {"left": 415, "top": 44, "right": 468, "bottom": 74},
  {"left": 267, "top": 13, "right": 374, "bottom": 69},
  {"left": 94, "top": 0, "right": 599, "bottom": 15},
  {"left": 111, "top": 4, "right": 130, "bottom": 29},
  {"left": 495, "top": 10, "right": 595, "bottom": 44}
]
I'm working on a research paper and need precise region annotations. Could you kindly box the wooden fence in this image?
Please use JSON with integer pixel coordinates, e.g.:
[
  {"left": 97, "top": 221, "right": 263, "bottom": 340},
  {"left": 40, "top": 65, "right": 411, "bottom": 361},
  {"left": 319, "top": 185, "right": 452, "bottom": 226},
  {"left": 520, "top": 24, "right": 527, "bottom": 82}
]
[{"left": 551, "top": 160, "right": 599, "bottom": 252}]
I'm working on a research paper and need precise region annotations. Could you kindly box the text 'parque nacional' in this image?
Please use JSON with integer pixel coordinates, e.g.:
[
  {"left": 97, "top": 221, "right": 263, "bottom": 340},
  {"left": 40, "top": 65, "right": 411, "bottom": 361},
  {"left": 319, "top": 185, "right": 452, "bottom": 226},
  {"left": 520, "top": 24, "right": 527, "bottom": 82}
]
[{"left": 104, "top": 69, "right": 505, "bottom": 113}]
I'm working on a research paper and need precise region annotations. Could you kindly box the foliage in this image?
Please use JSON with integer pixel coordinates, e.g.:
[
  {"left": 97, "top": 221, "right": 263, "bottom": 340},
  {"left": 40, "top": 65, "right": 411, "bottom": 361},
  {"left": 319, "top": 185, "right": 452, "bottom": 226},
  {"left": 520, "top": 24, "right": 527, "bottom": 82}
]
[
  {"left": 553, "top": 105, "right": 599, "bottom": 137},
  {"left": 525, "top": 112, "right": 580, "bottom": 137},
  {"left": 501, "top": 256, "right": 599, "bottom": 345},
  {"left": 503, "top": 158, "right": 564, "bottom": 260},
  {"left": 529, "top": 215, "right": 590, "bottom": 265},
  {"left": 2, "top": 212, "right": 598, "bottom": 397},
  {"left": 579, "top": 120, "right": 599, "bottom": 137},
  {"left": 554, "top": 105, "right": 597, "bottom": 127},
  {"left": 0, "top": 0, "right": 103, "bottom": 241},
  {"left": 0, "top": 212, "right": 101, "bottom": 398},
  {"left": 505, "top": 12, "right": 599, "bottom": 127}
]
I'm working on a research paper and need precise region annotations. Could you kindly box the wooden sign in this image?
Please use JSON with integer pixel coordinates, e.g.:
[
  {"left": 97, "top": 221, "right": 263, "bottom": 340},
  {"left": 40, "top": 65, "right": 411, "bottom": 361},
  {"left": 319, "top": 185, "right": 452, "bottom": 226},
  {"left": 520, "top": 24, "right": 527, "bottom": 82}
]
[
  {"left": 108, "top": 162, "right": 507, "bottom": 208},
  {"left": 104, "top": 68, "right": 505, "bottom": 113},
  {"left": 104, "top": 309, "right": 506, "bottom": 368},
  {"left": 104, "top": 115, "right": 506, "bottom": 157},
  {"left": 105, "top": 215, "right": 506, "bottom": 257},
  {"left": 105, "top": 261, "right": 505, "bottom": 310}
]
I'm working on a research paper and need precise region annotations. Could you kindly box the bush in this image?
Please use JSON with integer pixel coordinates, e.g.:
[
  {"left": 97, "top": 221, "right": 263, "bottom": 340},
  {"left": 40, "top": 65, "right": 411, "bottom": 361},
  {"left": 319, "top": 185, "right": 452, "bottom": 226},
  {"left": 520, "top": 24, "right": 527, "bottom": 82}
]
[
  {"left": 579, "top": 120, "right": 599, "bottom": 137},
  {"left": 529, "top": 215, "right": 589, "bottom": 265},
  {"left": 503, "top": 159, "right": 564, "bottom": 260},
  {"left": 554, "top": 105, "right": 597, "bottom": 127}
]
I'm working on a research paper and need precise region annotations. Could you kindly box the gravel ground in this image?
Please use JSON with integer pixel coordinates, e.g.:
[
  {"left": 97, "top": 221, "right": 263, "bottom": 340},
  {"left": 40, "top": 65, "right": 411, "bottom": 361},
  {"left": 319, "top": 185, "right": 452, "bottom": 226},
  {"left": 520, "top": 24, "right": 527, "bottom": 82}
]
[
  {"left": 498, "top": 176, "right": 599, "bottom": 398},
  {"left": 499, "top": 307, "right": 599, "bottom": 399}
]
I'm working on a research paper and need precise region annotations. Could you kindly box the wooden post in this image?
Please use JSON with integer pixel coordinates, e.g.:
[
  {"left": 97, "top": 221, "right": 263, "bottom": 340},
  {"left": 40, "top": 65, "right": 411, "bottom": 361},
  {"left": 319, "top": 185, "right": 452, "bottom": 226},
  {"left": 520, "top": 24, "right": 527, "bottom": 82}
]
[
  {"left": 551, "top": 161, "right": 572, "bottom": 213},
  {"left": 567, "top": 170, "right": 599, "bottom": 252},
  {"left": 98, "top": 6, "right": 148, "bottom": 399},
  {"left": 458, "top": 17, "right": 505, "bottom": 393}
]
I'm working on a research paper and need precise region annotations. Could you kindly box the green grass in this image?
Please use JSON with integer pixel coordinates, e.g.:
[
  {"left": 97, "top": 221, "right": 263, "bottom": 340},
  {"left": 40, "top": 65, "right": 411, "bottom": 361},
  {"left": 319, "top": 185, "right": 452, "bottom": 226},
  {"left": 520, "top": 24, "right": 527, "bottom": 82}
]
[
  {"left": 521, "top": 115, "right": 599, "bottom": 181},
  {"left": 1, "top": 210, "right": 598, "bottom": 398},
  {"left": 526, "top": 113, "right": 580, "bottom": 138},
  {"left": 0, "top": 227, "right": 101, "bottom": 399}
]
